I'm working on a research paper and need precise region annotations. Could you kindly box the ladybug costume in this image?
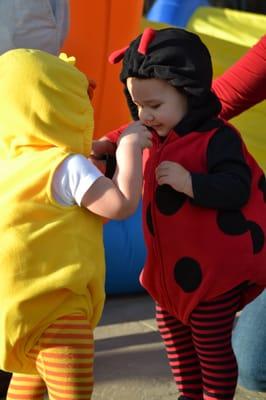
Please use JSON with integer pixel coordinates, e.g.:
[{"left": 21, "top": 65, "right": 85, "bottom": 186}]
[{"left": 109, "top": 28, "right": 266, "bottom": 400}]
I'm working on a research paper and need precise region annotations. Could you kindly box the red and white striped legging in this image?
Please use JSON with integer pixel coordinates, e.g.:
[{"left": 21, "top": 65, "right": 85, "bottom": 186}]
[
  {"left": 7, "top": 313, "right": 94, "bottom": 400},
  {"left": 156, "top": 284, "right": 244, "bottom": 400}
]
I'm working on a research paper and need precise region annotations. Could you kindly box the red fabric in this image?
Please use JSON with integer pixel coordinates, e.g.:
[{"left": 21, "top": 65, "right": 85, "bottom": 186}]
[
  {"left": 213, "top": 35, "right": 266, "bottom": 120},
  {"left": 105, "top": 123, "right": 129, "bottom": 144},
  {"left": 108, "top": 46, "right": 129, "bottom": 64},
  {"left": 156, "top": 286, "right": 243, "bottom": 399},
  {"left": 137, "top": 28, "right": 156, "bottom": 55},
  {"left": 140, "top": 126, "right": 266, "bottom": 324}
]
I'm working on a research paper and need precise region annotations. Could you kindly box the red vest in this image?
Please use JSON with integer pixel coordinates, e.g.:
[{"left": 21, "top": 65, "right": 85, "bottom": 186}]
[{"left": 141, "top": 126, "right": 266, "bottom": 323}]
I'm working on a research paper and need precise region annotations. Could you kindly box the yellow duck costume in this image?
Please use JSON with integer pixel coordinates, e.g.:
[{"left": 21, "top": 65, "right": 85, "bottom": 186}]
[{"left": 0, "top": 49, "right": 105, "bottom": 373}]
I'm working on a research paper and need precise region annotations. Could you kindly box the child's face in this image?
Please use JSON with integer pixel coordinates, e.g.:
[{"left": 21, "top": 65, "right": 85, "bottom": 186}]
[{"left": 127, "top": 77, "right": 188, "bottom": 137}]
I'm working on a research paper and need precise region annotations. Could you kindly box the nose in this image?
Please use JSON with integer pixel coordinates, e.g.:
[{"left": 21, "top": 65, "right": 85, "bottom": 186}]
[{"left": 139, "top": 108, "right": 154, "bottom": 125}]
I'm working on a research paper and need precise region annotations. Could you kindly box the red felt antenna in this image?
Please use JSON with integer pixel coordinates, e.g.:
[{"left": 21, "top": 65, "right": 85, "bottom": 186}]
[
  {"left": 108, "top": 46, "right": 129, "bottom": 64},
  {"left": 138, "top": 28, "right": 156, "bottom": 55},
  {"left": 108, "top": 28, "right": 156, "bottom": 64}
]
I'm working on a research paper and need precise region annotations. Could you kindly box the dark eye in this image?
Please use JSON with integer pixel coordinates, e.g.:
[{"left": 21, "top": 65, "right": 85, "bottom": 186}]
[{"left": 151, "top": 104, "right": 161, "bottom": 109}]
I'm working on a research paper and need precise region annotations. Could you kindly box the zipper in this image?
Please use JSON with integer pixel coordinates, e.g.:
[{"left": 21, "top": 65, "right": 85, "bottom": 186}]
[{"left": 149, "top": 132, "right": 174, "bottom": 311}]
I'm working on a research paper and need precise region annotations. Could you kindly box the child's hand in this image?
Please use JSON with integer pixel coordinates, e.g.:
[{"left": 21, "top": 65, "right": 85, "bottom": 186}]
[
  {"left": 156, "top": 161, "right": 193, "bottom": 197},
  {"left": 119, "top": 121, "right": 153, "bottom": 150}
]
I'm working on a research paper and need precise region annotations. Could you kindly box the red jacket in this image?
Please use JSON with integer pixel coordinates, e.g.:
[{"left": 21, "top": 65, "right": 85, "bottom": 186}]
[
  {"left": 141, "top": 123, "right": 266, "bottom": 323},
  {"left": 213, "top": 35, "right": 266, "bottom": 119}
]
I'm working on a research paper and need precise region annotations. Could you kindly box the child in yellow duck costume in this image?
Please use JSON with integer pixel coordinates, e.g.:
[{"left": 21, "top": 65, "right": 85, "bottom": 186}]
[{"left": 0, "top": 48, "right": 152, "bottom": 399}]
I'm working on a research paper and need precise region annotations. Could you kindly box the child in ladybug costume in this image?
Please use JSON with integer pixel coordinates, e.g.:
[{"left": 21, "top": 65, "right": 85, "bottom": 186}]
[{"left": 107, "top": 28, "right": 266, "bottom": 400}]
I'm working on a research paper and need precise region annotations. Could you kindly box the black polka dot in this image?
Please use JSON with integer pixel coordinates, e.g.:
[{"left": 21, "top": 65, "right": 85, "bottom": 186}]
[
  {"left": 258, "top": 174, "right": 266, "bottom": 202},
  {"left": 174, "top": 257, "right": 202, "bottom": 292},
  {"left": 146, "top": 203, "right": 154, "bottom": 236},
  {"left": 247, "top": 221, "right": 265, "bottom": 254},
  {"left": 156, "top": 184, "right": 186, "bottom": 216},
  {"left": 217, "top": 210, "right": 248, "bottom": 235}
]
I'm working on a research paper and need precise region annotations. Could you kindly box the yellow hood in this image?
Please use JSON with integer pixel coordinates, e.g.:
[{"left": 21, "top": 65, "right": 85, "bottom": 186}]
[{"left": 0, "top": 49, "right": 93, "bottom": 158}]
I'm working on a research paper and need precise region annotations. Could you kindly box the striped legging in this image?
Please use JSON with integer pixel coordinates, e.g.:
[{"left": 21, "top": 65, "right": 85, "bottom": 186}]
[
  {"left": 156, "top": 284, "right": 244, "bottom": 400},
  {"left": 7, "top": 313, "right": 94, "bottom": 400}
]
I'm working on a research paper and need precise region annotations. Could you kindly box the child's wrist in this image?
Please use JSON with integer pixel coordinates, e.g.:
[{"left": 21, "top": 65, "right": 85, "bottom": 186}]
[{"left": 182, "top": 172, "right": 193, "bottom": 197}]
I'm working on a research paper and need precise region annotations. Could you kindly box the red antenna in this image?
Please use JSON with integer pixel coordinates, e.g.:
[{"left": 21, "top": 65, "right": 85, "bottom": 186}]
[
  {"left": 109, "top": 28, "right": 156, "bottom": 64},
  {"left": 108, "top": 46, "right": 129, "bottom": 64},
  {"left": 138, "top": 28, "right": 156, "bottom": 55}
]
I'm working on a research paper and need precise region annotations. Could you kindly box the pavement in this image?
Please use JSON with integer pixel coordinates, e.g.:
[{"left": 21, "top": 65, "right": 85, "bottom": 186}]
[
  {"left": 93, "top": 292, "right": 266, "bottom": 400},
  {"left": 0, "top": 292, "right": 265, "bottom": 399}
]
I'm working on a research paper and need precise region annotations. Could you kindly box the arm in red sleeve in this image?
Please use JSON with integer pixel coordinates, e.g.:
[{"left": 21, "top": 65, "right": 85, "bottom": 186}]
[{"left": 212, "top": 35, "right": 266, "bottom": 120}]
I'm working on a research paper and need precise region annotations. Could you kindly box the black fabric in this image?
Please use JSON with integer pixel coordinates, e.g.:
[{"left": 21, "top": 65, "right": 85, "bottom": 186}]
[
  {"left": 178, "top": 397, "right": 195, "bottom": 400},
  {"left": 258, "top": 174, "right": 266, "bottom": 201},
  {"left": 0, "top": 370, "right": 11, "bottom": 396},
  {"left": 217, "top": 210, "right": 265, "bottom": 254},
  {"left": 120, "top": 28, "right": 221, "bottom": 132},
  {"left": 191, "top": 126, "right": 251, "bottom": 209},
  {"left": 104, "top": 154, "right": 117, "bottom": 179},
  {"left": 156, "top": 285, "right": 243, "bottom": 399},
  {"left": 155, "top": 184, "right": 187, "bottom": 215}
]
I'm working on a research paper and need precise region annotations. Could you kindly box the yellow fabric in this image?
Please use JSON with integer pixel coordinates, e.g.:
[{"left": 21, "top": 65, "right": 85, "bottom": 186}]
[
  {"left": 141, "top": 17, "right": 172, "bottom": 31},
  {"left": 187, "top": 7, "right": 266, "bottom": 171},
  {"left": 187, "top": 7, "right": 265, "bottom": 47},
  {"left": 0, "top": 49, "right": 105, "bottom": 373},
  {"left": 8, "top": 314, "right": 94, "bottom": 399}
]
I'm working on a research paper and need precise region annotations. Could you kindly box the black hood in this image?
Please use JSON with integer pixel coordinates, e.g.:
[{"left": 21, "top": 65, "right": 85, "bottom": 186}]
[{"left": 113, "top": 28, "right": 221, "bottom": 135}]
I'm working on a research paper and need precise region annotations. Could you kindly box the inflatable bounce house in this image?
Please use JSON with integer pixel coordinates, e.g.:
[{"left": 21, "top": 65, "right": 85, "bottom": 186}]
[
  {"left": 63, "top": 0, "right": 266, "bottom": 295},
  {"left": 147, "top": 0, "right": 210, "bottom": 27}
]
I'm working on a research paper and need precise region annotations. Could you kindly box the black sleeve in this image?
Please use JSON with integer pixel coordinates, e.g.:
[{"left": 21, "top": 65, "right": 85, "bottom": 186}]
[{"left": 191, "top": 126, "right": 251, "bottom": 209}]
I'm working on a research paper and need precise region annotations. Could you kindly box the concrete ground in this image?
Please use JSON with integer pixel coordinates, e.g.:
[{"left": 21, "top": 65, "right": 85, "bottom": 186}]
[
  {"left": 0, "top": 293, "right": 265, "bottom": 399},
  {"left": 93, "top": 293, "right": 266, "bottom": 400}
]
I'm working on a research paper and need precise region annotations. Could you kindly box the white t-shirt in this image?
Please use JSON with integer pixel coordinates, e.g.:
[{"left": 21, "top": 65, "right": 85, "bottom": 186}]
[{"left": 52, "top": 154, "right": 103, "bottom": 206}]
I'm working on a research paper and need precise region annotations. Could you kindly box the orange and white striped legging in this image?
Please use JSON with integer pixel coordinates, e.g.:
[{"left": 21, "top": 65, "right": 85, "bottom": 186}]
[{"left": 7, "top": 313, "right": 94, "bottom": 400}]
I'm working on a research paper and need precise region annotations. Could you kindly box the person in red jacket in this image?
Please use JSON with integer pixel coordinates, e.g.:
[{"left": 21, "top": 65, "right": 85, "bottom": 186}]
[
  {"left": 213, "top": 35, "right": 266, "bottom": 392},
  {"left": 94, "top": 28, "right": 266, "bottom": 400}
]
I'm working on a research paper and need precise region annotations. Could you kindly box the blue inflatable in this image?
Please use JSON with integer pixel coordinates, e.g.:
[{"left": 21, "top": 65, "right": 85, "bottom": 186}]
[
  {"left": 147, "top": 0, "right": 209, "bottom": 28},
  {"left": 103, "top": 201, "right": 146, "bottom": 294}
]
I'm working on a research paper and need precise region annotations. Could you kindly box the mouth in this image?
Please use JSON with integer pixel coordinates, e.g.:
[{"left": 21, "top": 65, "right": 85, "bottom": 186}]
[{"left": 150, "top": 124, "right": 162, "bottom": 130}]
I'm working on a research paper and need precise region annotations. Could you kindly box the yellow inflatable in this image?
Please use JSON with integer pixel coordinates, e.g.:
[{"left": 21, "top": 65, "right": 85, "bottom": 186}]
[
  {"left": 187, "top": 7, "right": 266, "bottom": 170},
  {"left": 187, "top": 6, "right": 265, "bottom": 47}
]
